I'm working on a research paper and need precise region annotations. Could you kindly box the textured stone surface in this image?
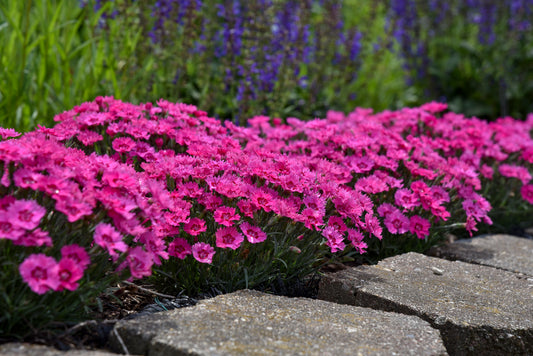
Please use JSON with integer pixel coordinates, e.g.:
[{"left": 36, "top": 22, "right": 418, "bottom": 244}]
[
  {"left": 0, "top": 343, "right": 118, "bottom": 356},
  {"left": 429, "top": 234, "right": 533, "bottom": 276},
  {"left": 110, "top": 289, "right": 447, "bottom": 356},
  {"left": 318, "top": 252, "right": 533, "bottom": 356}
]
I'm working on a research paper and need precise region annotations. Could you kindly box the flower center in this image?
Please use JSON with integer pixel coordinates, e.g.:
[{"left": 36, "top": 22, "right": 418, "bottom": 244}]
[{"left": 31, "top": 267, "right": 46, "bottom": 280}]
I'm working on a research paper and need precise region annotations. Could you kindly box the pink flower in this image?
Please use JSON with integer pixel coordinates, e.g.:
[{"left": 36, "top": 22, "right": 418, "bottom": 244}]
[
  {"left": 198, "top": 193, "right": 223, "bottom": 211},
  {"left": 462, "top": 199, "right": 490, "bottom": 221},
  {"left": 411, "top": 181, "right": 433, "bottom": 210},
  {"left": 249, "top": 188, "right": 274, "bottom": 212},
  {"left": 7, "top": 199, "right": 46, "bottom": 230},
  {"left": 420, "top": 101, "right": 447, "bottom": 113},
  {"left": 480, "top": 164, "right": 494, "bottom": 179},
  {"left": 61, "top": 244, "right": 91, "bottom": 270},
  {"left": 138, "top": 231, "right": 169, "bottom": 265},
  {"left": 430, "top": 204, "right": 451, "bottom": 222},
  {"left": 0, "top": 195, "right": 15, "bottom": 209},
  {"left": 322, "top": 226, "right": 345, "bottom": 253},
  {"left": 93, "top": 222, "right": 128, "bottom": 258},
  {"left": 215, "top": 226, "right": 244, "bottom": 250},
  {"left": 126, "top": 247, "right": 154, "bottom": 279},
  {"left": 364, "top": 214, "right": 382, "bottom": 240},
  {"left": 214, "top": 206, "right": 240, "bottom": 227},
  {"left": 303, "top": 194, "right": 326, "bottom": 213},
  {"left": 346, "top": 229, "right": 367, "bottom": 254},
  {"left": 430, "top": 186, "right": 450, "bottom": 204},
  {"left": 55, "top": 197, "right": 93, "bottom": 222},
  {"left": 36, "top": 175, "right": 73, "bottom": 199},
  {"left": 112, "top": 137, "right": 137, "bottom": 153},
  {"left": 0, "top": 127, "right": 21, "bottom": 139},
  {"left": 101, "top": 169, "right": 137, "bottom": 190},
  {"left": 237, "top": 200, "right": 258, "bottom": 218},
  {"left": 183, "top": 218, "right": 207, "bottom": 236},
  {"left": 77, "top": 130, "right": 103, "bottom": 146},
  {"left": 499, "top": 164, "right": 531, "bottom": 184},
  {"left": 0, "top": 212, "right": 25, "bottom": 240},
  {"left": 355, "top": 175, "right": 389, "bottom": 194},
  {"left": 409, "top": 215, "right": 430, "bottom": 239},
  {"left": 13, "top": 169, "right": 43, "bottom": 189},
  {"left": 164, "top": 211, "right": 189, "bottom": 227},
  {"left": 168, "top": 238, "right": 192, "bottom": 259},
  {"left": 521, "top": 184, "right": 533, "bottom": 204},
  {"left": 240, "top": 222, "right": 267, "bottom": 243},
  {"left": 19, "top": 254, "right": 59, "bottom": 294},
  {"left": 465, "top": 215, "right": 478, "bottom": 237},
  {"left": 377, "top": 203, "right": 399, "bottom": 218},
  {"left": 56, "top": 258, "right": 84, "bottom": 291},
  {"left": 192, "top": 242, "right": 215, "bottom": 264},
  {"left": 13, "top": 228, "right": 52, "bottom": 247},
  {"left": 347, "top": 156, "right": 374, "bottom": 173},
  {"left": 327, "top": 216, "right": 347, "bottom": 232},
  {"left": 300, "top": 208, "right": 324, "bottom": 231},
  {"left": 384, "top": 211, "right": 410, "bottom": 234}
]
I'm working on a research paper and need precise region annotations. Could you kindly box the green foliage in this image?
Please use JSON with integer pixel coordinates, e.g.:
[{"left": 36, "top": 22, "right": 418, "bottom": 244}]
[{"left": 151, "top": 219, "right": 326, "bottom": 297}]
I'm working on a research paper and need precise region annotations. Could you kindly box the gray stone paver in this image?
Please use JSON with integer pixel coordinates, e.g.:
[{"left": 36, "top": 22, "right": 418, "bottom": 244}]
[
  {"left": 109, "top": 289, "right": 447, "bottom": 356},
  {"left": 429, "top": 234, "right": 533, "bottom": 276},
  {"left": 0, "top": 343, "right": 118, "bottom": 356},
  {"left": 317, "top": 252, "right": 533, "bottom": 356}
]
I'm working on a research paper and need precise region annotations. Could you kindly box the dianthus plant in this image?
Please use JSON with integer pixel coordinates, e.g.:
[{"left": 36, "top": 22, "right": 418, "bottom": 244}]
[
  {"left": 45, "top": 97, "right": 533, "bottom": 273},
  {"left": 2, "top": 96, "right": 532, "bottom": 337},
  {"left": 0, "top": 128, "right": 177, "bottom": 337}
]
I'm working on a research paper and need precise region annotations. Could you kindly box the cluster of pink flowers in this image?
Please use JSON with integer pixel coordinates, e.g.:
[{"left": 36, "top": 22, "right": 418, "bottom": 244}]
[
  {"left": 19, "top": 245, "right": 89, "bottom": 294},
  {"left": 1, "top": 96, "right": 532, "bottom": 295}
]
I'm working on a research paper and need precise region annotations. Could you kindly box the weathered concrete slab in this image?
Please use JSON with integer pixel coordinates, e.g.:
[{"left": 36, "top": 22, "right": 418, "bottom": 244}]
[
  {"left": 109, "top": 289, "right": 447, "bottom": 356},
  {"left": 0, "top": 343, "right": 118, "bottom": 356},
  {"left": 318, "top": 252, "right": 533, "bottom": 356},
  {"left": 429, "top": 234, "right": 533, "bottom": 276}
]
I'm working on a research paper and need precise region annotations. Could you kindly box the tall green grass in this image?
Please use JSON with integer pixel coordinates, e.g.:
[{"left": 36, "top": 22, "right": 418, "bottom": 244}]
[
  {"left": 0, "top": 0, "right": 122, "bottom": 131},
  {"left": 0, "top": 0, "right": 409, "bottom": 132}
]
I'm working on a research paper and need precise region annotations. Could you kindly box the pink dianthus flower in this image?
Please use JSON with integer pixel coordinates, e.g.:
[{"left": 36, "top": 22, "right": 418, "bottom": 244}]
[
  {"left": 8, "top": 199, "right": 46, "bottom": 230},
  {"left": 521, "top": 184, "right": 533, "bottom": 204},
  {"left": 384, "top": 210, "right": 410, "bottom": 234},
  {"left": 409, "top": 215, "right": 430, "bottom": 239},
  {"left": 19, "top": 254, "right": 59, "bottom": 294},
  {"left": 126, "top": 247, "right": 154, "bottom": 279},
  {"left": 215, "top": 226, "right": 244, "bottom": 250},
  {"left": 93, "top": 222, "right": 128, "bottom": 258},
  {"left": 0, "top": 127, "right": 21, "bottom": 139},
  {"left": 327, "top": 216, "right": 347, "bottom": 232},
  {"left": 213, "top": 206, "right": 240, "bottom": 227},
  {"left": 112, "top": 137, "right": 137, "bottom": 153},
  {"left": 13, "top": 228, "right": 52, "bottom": 247},
  {"left": 56, "top": 258, "right": 84, "bottom": 291},
  {"left": 61, "top": 244, "right": 91, "bottom": 270},
  {"left": 499, "top": 164, "right": 531, "bottom": 184},
  {"left": 240, "top": 222, "right": 267, "bottom": 243},
  {"left": 184, "top": 218, "right": 207, "bottom": 236},
  {"left": 322, "top": 226, "right": 345, "bottom": 253},
  {"left": 364, "top": 214, "right": 382, "bottom": 240},
  {"left": 168, "top": 238, "right": 193, "bottom": 259},
  {"left": 192, "top": 242, "right": 215, "bottom": 264},
  {"left": 346, "top": 228, "right": 367, "bottom": 254},
  {"left": 0, "top": 212, "right": 25, "bottom": 240}
]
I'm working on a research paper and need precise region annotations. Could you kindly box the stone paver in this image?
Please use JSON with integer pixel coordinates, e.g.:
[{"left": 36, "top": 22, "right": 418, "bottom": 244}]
[
  {"left": 0, "top": 343, "right": 118, "bottom": 356},
  {"left": 429, "top": 234, "right": 533, "bottom": 276},
  {"left": 317, "top": 252, "right": 533, "bottom": 356},
  {"left": 109, "top": 289, "right": 447, "bottom": 356}
]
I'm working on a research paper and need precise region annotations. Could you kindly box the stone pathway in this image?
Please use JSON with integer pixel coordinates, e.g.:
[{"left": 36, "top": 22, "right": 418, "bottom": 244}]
[{"left": 1, "top": 234, "right": 532, "bottom": 356}]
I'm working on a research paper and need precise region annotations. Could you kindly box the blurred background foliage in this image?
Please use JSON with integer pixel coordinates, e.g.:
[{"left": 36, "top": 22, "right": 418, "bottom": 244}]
[{"left": 1, "top": 0, "right": 532, "bottom": 132}]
